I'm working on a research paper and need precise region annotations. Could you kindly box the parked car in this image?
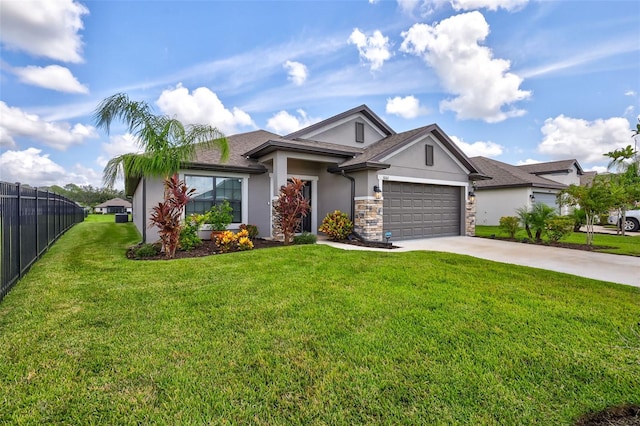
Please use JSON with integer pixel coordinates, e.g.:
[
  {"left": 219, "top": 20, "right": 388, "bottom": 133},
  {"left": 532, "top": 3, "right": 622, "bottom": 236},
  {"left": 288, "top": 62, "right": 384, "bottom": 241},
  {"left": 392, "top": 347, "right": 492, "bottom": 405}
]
[{"left": 608, "top": 210, "right": 640, "bottom": 232}]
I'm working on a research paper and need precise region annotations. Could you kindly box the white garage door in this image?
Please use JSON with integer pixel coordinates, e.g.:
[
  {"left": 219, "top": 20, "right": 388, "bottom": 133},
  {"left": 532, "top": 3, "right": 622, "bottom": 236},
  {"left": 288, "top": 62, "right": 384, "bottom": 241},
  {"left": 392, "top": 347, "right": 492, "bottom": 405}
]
[{"left": 383, "top": 181, "right": 462, "bottom": 240}]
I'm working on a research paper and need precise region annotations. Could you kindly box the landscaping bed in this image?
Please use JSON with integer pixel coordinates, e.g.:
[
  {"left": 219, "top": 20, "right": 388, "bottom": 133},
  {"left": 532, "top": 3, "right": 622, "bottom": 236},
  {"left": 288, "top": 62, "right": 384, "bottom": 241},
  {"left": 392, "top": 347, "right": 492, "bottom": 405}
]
[
  {"left": 476, "top": 235, "right": 615, "bottom": 253},
  {"left": 127, "top": 238, "right": 285, "bottom": 260}
]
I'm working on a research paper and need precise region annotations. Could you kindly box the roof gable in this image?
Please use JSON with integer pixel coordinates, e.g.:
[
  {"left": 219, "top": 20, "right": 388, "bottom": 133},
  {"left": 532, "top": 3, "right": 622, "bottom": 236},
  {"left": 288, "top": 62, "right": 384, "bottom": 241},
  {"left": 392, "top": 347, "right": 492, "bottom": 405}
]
[
  {"left": 284, "top": 105, "right": 395, "bottom": 146},
  {"left": 339, "top": 124, "right": 481, "bottom": 175}
]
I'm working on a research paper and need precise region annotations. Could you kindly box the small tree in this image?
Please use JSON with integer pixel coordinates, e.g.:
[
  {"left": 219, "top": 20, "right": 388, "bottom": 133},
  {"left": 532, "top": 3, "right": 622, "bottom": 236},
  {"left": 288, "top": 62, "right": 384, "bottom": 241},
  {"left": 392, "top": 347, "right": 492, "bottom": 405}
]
[
  {"left": 529, "top": 203, "right": 557, "bottom": 242},
  {"left": 273, "top": 178, "right": 310, "bottom": 245},
  {"left": 148, "top": 175, "right": 194, "bottom": 259},
  {"left": 515, "top": 206, "right": 533, "bottom": 240},
  {"left": 498, "top": 216, "right": 520, "bottom": 239},
  {"left": 603, "top": 144, "right": 640, "bottom": 236},
  {"left": 559, "top": 179, "right": 612, "bottom": 245}
]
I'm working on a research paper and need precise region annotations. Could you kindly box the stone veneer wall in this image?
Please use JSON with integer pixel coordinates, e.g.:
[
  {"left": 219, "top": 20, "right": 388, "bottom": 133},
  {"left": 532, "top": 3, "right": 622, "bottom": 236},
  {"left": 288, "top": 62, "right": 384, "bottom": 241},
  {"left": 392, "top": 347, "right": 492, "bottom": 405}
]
[
  {"left": 354, "top": 198, "right": 383, "bottom": 242},
  {"left": 465, "top": 198, "right": 476, "bottom": 236}
]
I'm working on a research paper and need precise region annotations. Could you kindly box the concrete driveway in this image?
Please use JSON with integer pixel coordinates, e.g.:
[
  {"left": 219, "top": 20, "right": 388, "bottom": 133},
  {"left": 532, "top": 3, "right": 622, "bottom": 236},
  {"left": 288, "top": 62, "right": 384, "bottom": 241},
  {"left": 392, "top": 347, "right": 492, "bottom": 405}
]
[{"left": 319, "top": 236, "right": 640, "bottom": 288}]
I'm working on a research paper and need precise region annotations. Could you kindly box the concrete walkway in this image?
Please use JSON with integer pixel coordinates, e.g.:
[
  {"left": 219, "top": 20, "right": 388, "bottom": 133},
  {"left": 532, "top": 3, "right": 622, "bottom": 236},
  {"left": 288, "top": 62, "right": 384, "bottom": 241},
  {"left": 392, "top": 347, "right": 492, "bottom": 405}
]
[{"left": 318, "top": 236, "right": 640, "bottom": 288}]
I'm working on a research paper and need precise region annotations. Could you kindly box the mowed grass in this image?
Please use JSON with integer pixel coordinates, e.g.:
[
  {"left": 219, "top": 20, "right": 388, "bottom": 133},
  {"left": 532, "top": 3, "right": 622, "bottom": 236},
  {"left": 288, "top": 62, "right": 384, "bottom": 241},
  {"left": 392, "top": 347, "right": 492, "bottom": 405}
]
[
  {"left": 476, "top": 225, "right": 640, "bottom": 257},
  {"left": 1, "top": 221, "right": 639, "bottom": 424}
]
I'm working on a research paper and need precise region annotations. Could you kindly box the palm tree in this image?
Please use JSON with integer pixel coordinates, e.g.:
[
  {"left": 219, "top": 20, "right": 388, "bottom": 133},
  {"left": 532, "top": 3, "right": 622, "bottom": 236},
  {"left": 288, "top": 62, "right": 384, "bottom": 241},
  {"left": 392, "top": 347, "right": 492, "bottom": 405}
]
[{"left": 94, "top": 93, "right": 229, "bottom": 188}]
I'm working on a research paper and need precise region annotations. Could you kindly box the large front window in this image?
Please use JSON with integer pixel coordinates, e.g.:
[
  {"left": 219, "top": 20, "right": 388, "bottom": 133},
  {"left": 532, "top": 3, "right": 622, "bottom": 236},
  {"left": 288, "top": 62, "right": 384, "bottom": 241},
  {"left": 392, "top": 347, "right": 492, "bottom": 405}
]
[{"left": 185, "top": 175, "right": 242, "bottom": 223}]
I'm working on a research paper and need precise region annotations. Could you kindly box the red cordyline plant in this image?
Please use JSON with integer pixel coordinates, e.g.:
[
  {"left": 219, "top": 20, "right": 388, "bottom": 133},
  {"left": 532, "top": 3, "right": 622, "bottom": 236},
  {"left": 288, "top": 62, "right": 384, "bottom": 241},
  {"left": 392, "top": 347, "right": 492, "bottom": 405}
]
[
  {"left": 273, "top": 178, "right": 310, "bottom": 245},
  {"left": 148, "top": 175, "right": 195, "bottom": 258}
]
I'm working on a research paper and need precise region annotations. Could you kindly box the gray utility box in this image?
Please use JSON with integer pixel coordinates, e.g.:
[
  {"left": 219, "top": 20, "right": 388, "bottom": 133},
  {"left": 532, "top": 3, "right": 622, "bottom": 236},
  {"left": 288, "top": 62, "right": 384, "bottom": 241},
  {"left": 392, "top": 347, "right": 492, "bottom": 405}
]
[{"left": 115, "top": 213, "right": 128, "bottom": 223}]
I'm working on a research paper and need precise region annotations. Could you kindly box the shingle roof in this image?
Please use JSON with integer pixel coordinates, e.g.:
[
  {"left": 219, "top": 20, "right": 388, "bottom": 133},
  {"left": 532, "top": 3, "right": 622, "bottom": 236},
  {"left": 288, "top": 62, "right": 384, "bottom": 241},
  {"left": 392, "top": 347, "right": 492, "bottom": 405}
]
[
  {"left": 244, "top": 137, "right": 364, "bottom": 159},
  {"left": 580, "top": 170, "right": 597, "bottom": 186},
  {"left": 95, "top": 197, "right": 131, "bottom": 208},
  {"left": 284, "top": 104, "right": 395, "bottom": 140},
  {"left": 517, "top": 159, "right": 583, "bottom": 175},
  {"left": 470, "top": 157, "right": 567, "bottom": 190},
  {"left": 189, "top": 130, "right": 278, "bottom": 172}
]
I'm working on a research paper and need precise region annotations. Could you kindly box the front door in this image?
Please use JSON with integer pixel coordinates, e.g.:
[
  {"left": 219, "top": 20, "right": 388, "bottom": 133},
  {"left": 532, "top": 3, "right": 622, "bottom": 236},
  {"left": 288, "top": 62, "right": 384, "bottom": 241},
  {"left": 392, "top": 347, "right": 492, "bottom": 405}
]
[{"left": 301, "top": 181, "right": 312, "bottom": 233}]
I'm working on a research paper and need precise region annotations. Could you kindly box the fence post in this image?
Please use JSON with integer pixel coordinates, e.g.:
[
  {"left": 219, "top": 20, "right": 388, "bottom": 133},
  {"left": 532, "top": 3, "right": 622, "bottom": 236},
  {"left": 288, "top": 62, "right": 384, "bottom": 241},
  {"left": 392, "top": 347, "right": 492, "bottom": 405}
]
[{"left": 16, "top": 182, "right": 22, "bottom": 280}]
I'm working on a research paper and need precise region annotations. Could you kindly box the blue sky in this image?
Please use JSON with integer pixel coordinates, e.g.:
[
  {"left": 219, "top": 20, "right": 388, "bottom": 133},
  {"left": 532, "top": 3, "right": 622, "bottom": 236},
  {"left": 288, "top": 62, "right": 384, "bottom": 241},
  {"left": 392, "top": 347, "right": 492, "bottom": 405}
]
[{"left": 1, "top": 0, "right": 639, "bottom": 189}]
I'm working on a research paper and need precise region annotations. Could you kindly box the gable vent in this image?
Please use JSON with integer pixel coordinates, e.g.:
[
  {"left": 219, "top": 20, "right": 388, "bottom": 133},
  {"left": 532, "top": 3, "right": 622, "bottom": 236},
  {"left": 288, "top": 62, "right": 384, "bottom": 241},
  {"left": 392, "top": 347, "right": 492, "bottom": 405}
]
[{"left": 355, "top": 122, "right": 365, "bottom": 143}]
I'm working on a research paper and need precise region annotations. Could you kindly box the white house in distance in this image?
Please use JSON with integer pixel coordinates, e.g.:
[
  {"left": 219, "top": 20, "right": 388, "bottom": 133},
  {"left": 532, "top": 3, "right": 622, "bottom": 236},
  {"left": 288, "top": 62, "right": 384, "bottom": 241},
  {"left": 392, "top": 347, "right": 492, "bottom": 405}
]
[
  {"left": 94, "top": 198, "right": 132, "bottom": 214},
  {"left": 470, "top": 157, "right": 584, "bottom": 226}
]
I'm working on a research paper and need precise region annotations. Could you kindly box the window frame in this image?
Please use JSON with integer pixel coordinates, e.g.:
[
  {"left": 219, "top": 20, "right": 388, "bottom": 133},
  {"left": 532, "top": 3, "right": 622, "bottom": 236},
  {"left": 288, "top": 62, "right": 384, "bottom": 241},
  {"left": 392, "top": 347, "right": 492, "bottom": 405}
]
[{"left": 181, "top": 172, "right": 249, "bottom": 227}]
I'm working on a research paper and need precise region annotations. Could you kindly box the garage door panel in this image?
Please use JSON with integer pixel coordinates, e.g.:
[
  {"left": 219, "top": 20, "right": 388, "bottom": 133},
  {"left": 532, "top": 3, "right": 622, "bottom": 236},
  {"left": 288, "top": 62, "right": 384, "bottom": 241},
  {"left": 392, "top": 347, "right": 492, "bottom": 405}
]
[{"left": 383, "top": 182, "right": 461, "bottom": 240}]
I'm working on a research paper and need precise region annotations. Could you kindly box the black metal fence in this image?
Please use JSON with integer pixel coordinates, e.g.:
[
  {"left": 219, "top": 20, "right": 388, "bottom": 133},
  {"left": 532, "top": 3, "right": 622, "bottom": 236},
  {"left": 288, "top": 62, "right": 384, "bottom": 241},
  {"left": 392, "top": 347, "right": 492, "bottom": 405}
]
[{"left": 0, "top": 181, "right": 85, "bottom": 302}]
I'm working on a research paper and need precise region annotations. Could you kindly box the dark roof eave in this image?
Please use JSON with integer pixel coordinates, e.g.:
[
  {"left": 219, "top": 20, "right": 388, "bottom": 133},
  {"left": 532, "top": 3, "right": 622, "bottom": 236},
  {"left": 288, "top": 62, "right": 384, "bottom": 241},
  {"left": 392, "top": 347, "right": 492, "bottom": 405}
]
[
  {"left": 469, "top": 172, "right": 492, "bottom": 181},
  {"left": 244, "top": 140, "right": 361, "bottom": 159},
  {"left": 476, "top": 183, "right": 566, "bottom": 191},
  {"left": 185, "top": 162, "right": 267, "bottom": 175},
  {"left": 331, "top": 162, "right": 391, "bottom": 172}
]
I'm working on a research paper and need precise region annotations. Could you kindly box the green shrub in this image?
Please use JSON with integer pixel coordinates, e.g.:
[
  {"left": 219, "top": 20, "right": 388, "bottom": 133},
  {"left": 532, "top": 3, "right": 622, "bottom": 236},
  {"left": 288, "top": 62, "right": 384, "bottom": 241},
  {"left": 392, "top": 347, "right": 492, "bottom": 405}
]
[
  {"left": 293, "top": 232, "right": 317, "bottom": 245},
  {"left": 135, "top": 243, "right": 160, "bottom": 258},
  {"left": 179, "top": 224, "right": 202, "bottom": 251},
  {"left": 546, "top": 216, "right": 574, "bottom": 243},
  {"left": 319, "top": 210, "right": 353, "bottom": 240},
  {"left": 498, "top": 216, "right": 520, "bottom": 238},
  {"left": 239, "top": 223, "right": 259, "bottom": 240}
]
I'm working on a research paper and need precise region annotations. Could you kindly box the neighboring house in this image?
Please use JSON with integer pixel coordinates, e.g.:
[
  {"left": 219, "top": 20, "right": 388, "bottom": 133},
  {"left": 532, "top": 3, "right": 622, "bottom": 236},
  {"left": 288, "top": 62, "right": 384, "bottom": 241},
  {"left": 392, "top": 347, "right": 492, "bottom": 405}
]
[
  {"left": 126, "top": 105, "right": 485, "bottom": 243},
  {"left": 470, "top": 157, "right": 584, "bottom": 226},
  {"left": 94, "top": 198, "right": 132, "bottom": 214}
]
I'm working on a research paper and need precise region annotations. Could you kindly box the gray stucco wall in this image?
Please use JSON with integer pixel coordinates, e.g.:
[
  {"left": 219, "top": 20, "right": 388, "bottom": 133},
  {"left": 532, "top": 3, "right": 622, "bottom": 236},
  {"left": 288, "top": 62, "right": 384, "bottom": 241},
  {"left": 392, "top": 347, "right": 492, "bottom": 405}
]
[
  {"left": 132, "top": 180, "right": 144, "bottom": 242},
  {"left": 475, "top": 187, "right": 530, "bottom": 226},
  {"left": 317, "top": 170, "right": 352, "bottom": 222},
  {"left": 247, "top": 173, "right": 272, "bottom": 238},
  {"left": 144, "top": 178, "right": 166, "bottom": 243},
  {"left": 380, "top": 135, "right": 469, "bottom": 183},
  {"left": 299, "top": 115, "right": 386, "bottom": 148}
]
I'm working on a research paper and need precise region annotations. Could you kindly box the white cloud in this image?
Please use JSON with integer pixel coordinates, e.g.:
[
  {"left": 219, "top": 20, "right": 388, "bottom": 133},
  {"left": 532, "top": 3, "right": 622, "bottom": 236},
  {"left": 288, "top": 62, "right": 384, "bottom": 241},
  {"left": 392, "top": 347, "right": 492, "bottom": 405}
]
[
  {"left": 449, "top": 0, "right": 528, "bottom": 11},
  {"left": 348, "top": 28, "right": 392, "bottom": 71},
  {"left": 400, "top": 11, "right": 531, "bottom": 123},
  {"left": 283, "top": 60, "right": 308, "bottom": 86},
  {"left": 386, "top": 95, "right": 429, "bottom": 119},
  {"left": 0, "top": 101, "right": 97, "bottom": 150},
  {"left": 588, "top": 166, "right": 608, "bottom": 174},
  {"left": 96, "top": 133, "right": 142, "bottom": 168},
  {"left": 450, "top": 135, "right": 503, "bottom": 157},
  {"left": 0, "top": 0, "right": 88, "bottom": 63},
  {"left": 516, "top": 158, "right": 541, "bottom": 165},
  {"left": 0, "top": 148, "right": 101, "bottom": 187},
  {"left": 624, "top": 90, "right": 637, "bottom": 97},
  {"left": 13, "top": 65, "right": 88, "bottom": 93},
  {"left": 397, "top": 0, "right": 525, "bottom": 15},
  {"left": 266, "top": 109, "right": 320, "bottom": 135},
  {"left": 155, "top": 84, "right": 255, "bottom": 134},
  {"left": 538, "top": 115, "right": 632, "bottom": 164}
]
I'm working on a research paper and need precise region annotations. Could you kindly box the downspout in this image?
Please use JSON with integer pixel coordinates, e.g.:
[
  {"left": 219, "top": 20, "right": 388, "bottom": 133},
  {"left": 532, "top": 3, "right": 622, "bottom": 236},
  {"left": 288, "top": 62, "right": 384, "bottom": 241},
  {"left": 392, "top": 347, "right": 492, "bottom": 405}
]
[
  {"left": 142, "top": 179, "right": 147, "bottom": 243},
  {"left": 341, "top": 170, "right": 356, "bottom": 221},
  {"left": 328, "top": 167, "right": 365, "bottom": 240},
  {"left": 327, "top": 167, "right": 355, "bottom": 220}
]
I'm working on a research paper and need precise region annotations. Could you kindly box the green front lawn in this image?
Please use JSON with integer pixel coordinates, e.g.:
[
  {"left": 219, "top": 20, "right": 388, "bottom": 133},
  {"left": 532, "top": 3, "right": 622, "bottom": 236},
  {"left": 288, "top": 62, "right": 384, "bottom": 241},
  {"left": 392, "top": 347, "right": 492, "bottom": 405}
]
[
  {"left": 1, "top": 221, "right": 638, "bottom": 424},
  {"left": 476, "top": 225, "right": 640, "bottom": 256}
]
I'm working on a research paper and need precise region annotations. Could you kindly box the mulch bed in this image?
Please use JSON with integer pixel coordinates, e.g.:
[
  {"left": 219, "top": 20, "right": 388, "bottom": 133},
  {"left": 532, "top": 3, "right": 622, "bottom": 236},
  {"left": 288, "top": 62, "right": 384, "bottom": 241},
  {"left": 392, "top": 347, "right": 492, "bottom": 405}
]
[
  {"left": 127, "top": 238, "right": 285, "bottom": 260},
  {"left": 128, "top": 236, "right": 398, "bottom": 260},
  {"left": 574, "top": 404, "right": 640, "bottom": 426},
  {"left": 476, "top": 235, "right": 615, "bottom": 253}
]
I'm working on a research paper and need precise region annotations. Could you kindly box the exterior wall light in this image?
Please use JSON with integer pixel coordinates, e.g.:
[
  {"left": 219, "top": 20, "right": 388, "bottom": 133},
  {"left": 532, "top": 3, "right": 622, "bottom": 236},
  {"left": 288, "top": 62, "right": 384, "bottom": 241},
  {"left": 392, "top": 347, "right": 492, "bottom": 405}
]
[
  {"left": 530, "top": 194, "right": 536, "bottom": 202},
  {"left": 373, "top": 185, "right": 382, "bottom": 200},
  {"left": 468, "top": 191, "right": 476, "bottom": 203}
]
